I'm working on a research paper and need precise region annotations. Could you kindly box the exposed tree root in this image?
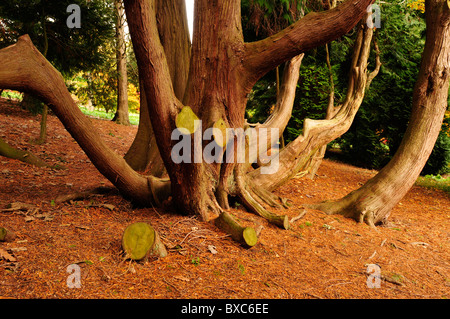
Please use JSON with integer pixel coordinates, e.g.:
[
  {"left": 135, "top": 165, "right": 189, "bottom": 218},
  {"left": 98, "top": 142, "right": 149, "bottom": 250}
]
[
  {"left": 310, "top": 197, "right": 381, "bottom": 230},
  {"left": 54, "top": 186, "right": 118, "bottom": 203},
  {"left": 235, "top": 169, "right": 289, "bottom": 230},
  {"left": 0, "top": 136, "right": 53, "bottom": 168}
]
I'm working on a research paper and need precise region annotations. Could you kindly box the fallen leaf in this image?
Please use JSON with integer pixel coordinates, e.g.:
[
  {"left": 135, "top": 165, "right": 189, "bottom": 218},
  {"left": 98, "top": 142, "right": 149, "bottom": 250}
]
[
  {"left": 174, "top": 275, "right": 190, "bottom": 282},
  {"left": 0, "top": 247, "right": 16, "bottom": 262},
  {"left": 207, "top": 245, "right": 218, "bottom": 255}
]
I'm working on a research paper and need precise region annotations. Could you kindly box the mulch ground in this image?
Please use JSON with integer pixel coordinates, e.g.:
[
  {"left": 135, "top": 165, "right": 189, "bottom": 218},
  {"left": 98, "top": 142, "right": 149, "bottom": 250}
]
[{"left": 0, "top": 97, "right": 449, "bottom": 299}]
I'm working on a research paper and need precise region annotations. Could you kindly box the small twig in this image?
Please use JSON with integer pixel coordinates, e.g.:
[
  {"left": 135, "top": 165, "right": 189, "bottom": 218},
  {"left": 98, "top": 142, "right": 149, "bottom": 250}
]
[
  {"left": 304, "top": 292, "right": 323, "bottom": 299},
  {"left": 290, "top": 209, "right": 306, "bottom": 223},
  {"left": 163, "top": 277, "right": 182, "bottom": 296},
  {"left": 269, "top": 279, "right": 292, "bottom": 299},
  {"left": 381, "top": 274, "right": 405, "bottom": 286},
  {"left": 317, "top": 254, "right": 340, "bottom": 271},
  {"left": 255, "top": 224, "right": 264, "bottom": 237},
  {"left": 179, "top": 229, "right": 215, "bottom": 246}
]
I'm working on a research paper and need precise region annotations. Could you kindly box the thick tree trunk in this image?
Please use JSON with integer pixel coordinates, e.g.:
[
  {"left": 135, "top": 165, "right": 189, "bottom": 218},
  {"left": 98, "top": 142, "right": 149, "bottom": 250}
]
[
  {"left": 124, "top": 0, "right": 190, "bottom": 171},
  {"left": 314, "top": 0, "right": 450, "bottom": 226},
  {"left": 125, "top": 0, "right": 373, "bottom": 224},
  {"left": 113, "top": 0, "right": 130, "bottom": 126},
  {"left": 0, "top": 0, "right": 375, "bottom": 245},
  {"left": 123, "top": 82, "right": 166, "bottom": 176}
]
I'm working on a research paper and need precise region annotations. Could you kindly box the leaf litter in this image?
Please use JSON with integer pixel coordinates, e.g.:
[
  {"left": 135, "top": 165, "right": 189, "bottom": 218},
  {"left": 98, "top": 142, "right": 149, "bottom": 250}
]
[{"left": 0, "top": 99, "right": 449, "bottom": 299}]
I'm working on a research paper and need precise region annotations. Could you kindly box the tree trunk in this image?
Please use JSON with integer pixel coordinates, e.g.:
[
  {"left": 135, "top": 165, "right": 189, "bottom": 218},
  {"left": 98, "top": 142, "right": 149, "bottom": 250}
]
[
  {"left": 314, "top": 0, "right": 450, "bottom": 226},
  {"left": 123, "top": 81, "right": 166, "bottom": 175},
  {"left": 113, "top": 0, "right": 130, "bottom": 126},
  {"left": 36, "top": 4, "right": 50, "bottom": 143},
  {"left": 0, "top": 0, "right": 374, "bottom": 244},
  {"left": 125, "top": 0, "right": 374, "bottom": 225},
  {"left": 123, "top": 0, "right": 191, "bottom": 171}
]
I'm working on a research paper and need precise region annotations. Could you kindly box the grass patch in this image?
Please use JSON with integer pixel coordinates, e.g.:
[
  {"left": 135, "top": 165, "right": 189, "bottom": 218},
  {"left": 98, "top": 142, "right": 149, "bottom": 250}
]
[
  {"left": 415, "top": 174, "right": 450, "bottom": 193},
  {"left": 79, "top": 106, "right": 139, "bottom": 125}
]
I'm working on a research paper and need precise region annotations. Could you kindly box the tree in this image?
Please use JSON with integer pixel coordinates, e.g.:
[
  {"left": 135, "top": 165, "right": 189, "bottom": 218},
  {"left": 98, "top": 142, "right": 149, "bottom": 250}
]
[
  {"left": 112, "top": 0, "right": 130, "bottom": 125},
  {"left": 0, "top": 0, "right": 375, "bottom": 243},
  {"left": 314, "top": 0, "right": 450, "bottom": 227}
]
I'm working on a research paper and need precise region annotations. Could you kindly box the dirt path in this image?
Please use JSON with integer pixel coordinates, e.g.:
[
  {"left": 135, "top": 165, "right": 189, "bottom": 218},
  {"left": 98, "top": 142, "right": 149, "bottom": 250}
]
[{"left": 0, "top": 99, "right": 449, "bottom": 299}]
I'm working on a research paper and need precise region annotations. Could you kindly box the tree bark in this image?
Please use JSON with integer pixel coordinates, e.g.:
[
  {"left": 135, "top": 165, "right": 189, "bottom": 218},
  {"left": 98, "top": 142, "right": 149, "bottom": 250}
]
[
  {"left": 113, "top": 0, "right": 130, "bottom": 126},
  {"left": 123, "top": 0, "right": 190, "bottom": 171},
  {"left": 313, "top": 0, "right": 450, "bottom": 226}
]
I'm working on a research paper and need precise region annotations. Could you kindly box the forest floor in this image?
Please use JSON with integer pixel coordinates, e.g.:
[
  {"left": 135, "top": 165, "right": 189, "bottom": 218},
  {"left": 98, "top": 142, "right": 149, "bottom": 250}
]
[{"left": 0, "top": 97, "right": 449, "bottom": 299}]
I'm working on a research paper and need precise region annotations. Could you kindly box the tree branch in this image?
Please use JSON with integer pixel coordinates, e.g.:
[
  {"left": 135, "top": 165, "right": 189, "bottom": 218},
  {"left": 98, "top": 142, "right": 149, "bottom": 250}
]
[
  {"left": 246, "top": 54, "right": 304, "bottom": 167},
  {"left": 124, "top": 0, "right": 183, "bottom": 161},
  {"left": 249, "top": 20, "right": 377, "bottom": 191},
  {"left": 242, "top": 0, "right": 374, "bottom": 83},
  {"left": 0, "top": 35, "right": 164, "bottom": 206}
]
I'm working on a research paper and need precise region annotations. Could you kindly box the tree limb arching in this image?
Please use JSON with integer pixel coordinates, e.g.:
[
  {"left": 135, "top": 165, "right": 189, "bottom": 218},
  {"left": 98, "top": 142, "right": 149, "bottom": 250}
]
[
  {"left": 246, "top": 53, "right": 304, "bottom": 168},
  {"left": 0, "top": 35, "right": 168, "bottom": 206},
  {"left": 242, "top": 0, "right": 375, "bottom": 85}
]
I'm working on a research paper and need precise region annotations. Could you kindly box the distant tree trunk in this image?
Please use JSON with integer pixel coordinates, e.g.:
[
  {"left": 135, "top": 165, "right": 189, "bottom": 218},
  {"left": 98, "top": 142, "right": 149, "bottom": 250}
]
[
  {"left": 37, "top": 4, "right": 49, "bottom": 143},
  {"left": 113, "top": 0, "right": 130, "bottom": 126},
  {"left": 314, "top": 0, "right": 450, "bottom": 226},
  {"left": 21, "top": 4, "right": 50, "bottom": 145},
  {"left": 308, "top": 33, "right": 381, "bottom": 179}
]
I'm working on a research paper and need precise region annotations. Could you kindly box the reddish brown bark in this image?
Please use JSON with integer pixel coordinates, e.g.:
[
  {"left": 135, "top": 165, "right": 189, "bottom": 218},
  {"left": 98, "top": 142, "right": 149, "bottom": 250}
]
[{"left": 0, "top": 0, "right": 375, "bottom": 233}]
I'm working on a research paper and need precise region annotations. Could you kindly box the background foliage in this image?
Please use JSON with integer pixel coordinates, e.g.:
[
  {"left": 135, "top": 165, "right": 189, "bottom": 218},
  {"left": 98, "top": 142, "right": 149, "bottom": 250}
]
[{"left": 244, "top": 0, "right": 449, "bottom": 175}]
